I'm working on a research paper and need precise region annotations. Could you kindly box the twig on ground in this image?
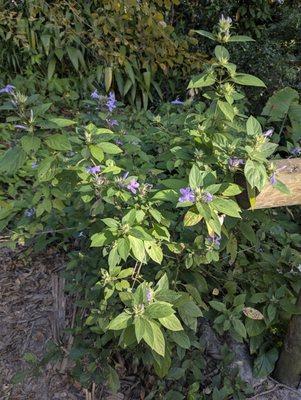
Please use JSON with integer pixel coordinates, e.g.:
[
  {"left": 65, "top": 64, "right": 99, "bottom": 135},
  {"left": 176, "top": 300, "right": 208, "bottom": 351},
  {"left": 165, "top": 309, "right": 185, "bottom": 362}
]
[
  {"left": 268, "top": 377, "right": 301, "bottom": 397},
  {"left": 247, "top": 384, "right": 281, "bottom": 399}
]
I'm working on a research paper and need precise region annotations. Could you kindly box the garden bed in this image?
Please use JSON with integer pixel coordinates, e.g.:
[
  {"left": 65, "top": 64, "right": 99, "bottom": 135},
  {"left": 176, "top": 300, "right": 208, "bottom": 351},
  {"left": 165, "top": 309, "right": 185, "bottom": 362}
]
[{"left": 1, "top": 248, "right": 301, "bottom": 400}]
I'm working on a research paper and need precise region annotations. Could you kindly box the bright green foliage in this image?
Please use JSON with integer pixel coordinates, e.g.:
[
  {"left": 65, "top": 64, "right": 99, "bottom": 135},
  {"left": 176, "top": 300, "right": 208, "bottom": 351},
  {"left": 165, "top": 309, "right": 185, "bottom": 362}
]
[
  {"left": 0, "top": 0, "right": 203, "bottom": 107},
  {"left": 1, "top": 18, "right": 301, "bottom": 399}
]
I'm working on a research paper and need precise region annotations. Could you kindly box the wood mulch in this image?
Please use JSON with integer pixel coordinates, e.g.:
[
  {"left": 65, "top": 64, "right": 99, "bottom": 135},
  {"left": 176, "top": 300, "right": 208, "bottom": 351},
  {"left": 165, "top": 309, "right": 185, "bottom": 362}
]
[{"left": 1, "top": 247, "right": 301, "bottom": 400}]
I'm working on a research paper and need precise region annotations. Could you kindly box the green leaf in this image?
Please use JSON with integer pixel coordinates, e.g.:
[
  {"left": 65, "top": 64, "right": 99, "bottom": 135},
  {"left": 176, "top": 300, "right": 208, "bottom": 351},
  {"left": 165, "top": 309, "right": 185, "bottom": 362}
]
[
  {"left": 245, "top": 319, "right": 266, "bottom": 337},
  {"left": 211, "top": 198, "right": 241, "bottom": 218},
  {"left": 134, "top": 316, "right": 146, "bottom": 343},
  {"left": 45, "top": 134, "right": 72, "bottom": 151},
  {"left": 254, "top": 349, "right": 278, "bottom": 378},
  {"left": 144, "top": 241, "right": 163, "bottom": 264},
  {"left": 232, "top": 73, "right": 266, "bottom": 87},
  {"left": 48, "top": 57, "right": 56, "bottom": 80},
  {"left": 232, "top": 319, "right": 247, "bottom": 338},
  {"left": 188, "top": 72, "right": 216, "bottom": 89},
  {"left": 0, "top": 147, "right": 26, "bottom": 174},
  {"left": 214, "top": 45, "right": 229, "bottom": 61},
  {"left": 146, "top": 302, "right": 174, "bottom": 319},
  {"left": 67, "top": 46, "right": 79, "bottom": 70},
  {"left": 228, "top": 35, "right": 255, "bottom": 42},
  {"left": 159, "top": 314, "right": 183, "bottom": 331},
  {"left": 189, "top": 165, "right": 203, "bottom": 189},
  {"left": 90, "top": 232, "right": 110, "bottom": 247},
  {"left": 104, "top": 66, "right": 113, "bottom": 92},
  {"left": 183, "top": 208, "right": 203, "bottom": 227},
  {"left": 143, "top": 320, "right": 165, "bottom": 356},
  {"left": 108, "top": 312, "right": 132, "bottom": 330},
  {"left": 244, "top": 160, "right": 267, "bottom": 191},
  {"left": 170, "top": 331, "right": 191, "bottom": 349},
  {"left": 128, "top": 235, "right": 145, "bottom": 262},
  {"left": 193, "top": 29, "right": 215, "bottom": 40},
  {"left": 178, "top": 301, "right": 203, "bottom": 318},
  {"left": 262, "top": 87, "right": 299, "bottom": 121},
  {"left": 89, "top": 144, "right": 104, "bottom": 162},
  {"left": 152, "top": 189, "right": 178, "bottom": 202},
  {"left": 217, "top": 100, "right": 235, "bottom": 121},
  {"left": 47, "top": 117, "right": 76, "bottom": 127},
  {"left": 209, "top": 301, "right": 227, "bottom": 312},
  {"left": 150, "top": 322, "right": 165, "bottom": 357},
  {"left": 105, "top": 365, "right": 120, "bottom": 393},
  {"left": 117, "top": 238, "right": 131, "bottom": 261},
  {"left": 99, "top": 142, "right": 122, "bottom": 154},
  {"left": 246, "top": 116, "right": 262, "bottom": 136}
]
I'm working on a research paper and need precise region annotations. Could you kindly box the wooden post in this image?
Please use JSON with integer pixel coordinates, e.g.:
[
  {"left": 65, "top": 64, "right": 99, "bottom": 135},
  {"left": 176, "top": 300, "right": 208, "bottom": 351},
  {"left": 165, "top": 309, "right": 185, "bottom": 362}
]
[
  {"left": 273, "top": 290, "right": 301, "bottom": 387},
  {"left": 255, "top": 158, "right": 301, "bottom": 209},
  {"left": 236, "top": 158, "right": 301, "bottom": 209}
]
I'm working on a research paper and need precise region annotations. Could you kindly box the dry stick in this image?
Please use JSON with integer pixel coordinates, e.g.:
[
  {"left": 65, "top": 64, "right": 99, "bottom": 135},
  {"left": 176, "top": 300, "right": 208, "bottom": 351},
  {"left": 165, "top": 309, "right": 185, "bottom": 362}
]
[
  {"left": 247, "top": 384, "right": 281, "bottom": 400},
  {"left": 268, "top": 377, "right": 301, "bottom": 397},
  {"left": 59, "top": 299, "right": 77, "bottom": 373}
]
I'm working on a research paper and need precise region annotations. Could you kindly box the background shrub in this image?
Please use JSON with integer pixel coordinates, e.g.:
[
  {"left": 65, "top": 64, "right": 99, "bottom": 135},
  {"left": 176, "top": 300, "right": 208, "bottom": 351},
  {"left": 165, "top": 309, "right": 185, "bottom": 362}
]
[{"left": 0, "top": 0, "right": 204, "bottom": 107}]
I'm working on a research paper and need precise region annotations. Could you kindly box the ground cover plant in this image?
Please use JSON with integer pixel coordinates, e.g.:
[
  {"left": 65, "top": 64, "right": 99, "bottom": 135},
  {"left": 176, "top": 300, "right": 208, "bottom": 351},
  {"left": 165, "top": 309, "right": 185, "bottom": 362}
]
[{"left": 1, "top": 9, "right": 301, "bottom": 400}]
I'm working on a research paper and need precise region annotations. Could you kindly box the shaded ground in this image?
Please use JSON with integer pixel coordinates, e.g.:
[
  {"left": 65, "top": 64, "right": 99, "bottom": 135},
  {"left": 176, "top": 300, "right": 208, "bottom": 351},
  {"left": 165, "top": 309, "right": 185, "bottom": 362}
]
[
  {"left": 0, "top": 247, "right": 301, "bottom": 400},
  {"left": 0, "top": 247, "right": 84, "bottom": 400}
]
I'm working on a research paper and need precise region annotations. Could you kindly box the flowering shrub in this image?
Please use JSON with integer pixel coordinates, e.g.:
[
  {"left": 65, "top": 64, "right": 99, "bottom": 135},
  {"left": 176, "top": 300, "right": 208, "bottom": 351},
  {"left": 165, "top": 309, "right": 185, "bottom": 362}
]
[{"left": 1, "top": 18, "right": 301, "bottom": 398}]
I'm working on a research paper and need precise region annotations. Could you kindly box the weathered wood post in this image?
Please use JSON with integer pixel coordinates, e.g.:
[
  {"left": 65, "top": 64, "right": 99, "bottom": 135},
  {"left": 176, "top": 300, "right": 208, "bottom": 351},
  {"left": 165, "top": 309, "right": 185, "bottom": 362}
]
[
  {"left": 273, "top": 290, "right": 301, "bottom": 387},
  {"left": 237, "top": 157, "right": 301, "bottom": 387}
]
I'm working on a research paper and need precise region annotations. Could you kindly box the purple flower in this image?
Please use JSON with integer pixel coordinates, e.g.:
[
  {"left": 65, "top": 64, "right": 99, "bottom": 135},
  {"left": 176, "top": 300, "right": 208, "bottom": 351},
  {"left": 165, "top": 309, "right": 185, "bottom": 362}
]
[
  {"left": 146, "top": 289, "right": 153, "bottom": 303},
  {"left": 86, "top": 165, "right": 101, "bottom": 174},
  {"left": 106, "top": 92, "right": 117, "bottom": 112},
  {"left": 228, "top": 157, "right": 244, "bottom": 171},
  {"left": 106, "top": 118, "right": 119, "bottom": 128},
  {"left": 115, "top": 139, "right": 123, "bottom": 146},
  {"left": 179, "top": 187, "right": 195, "bottom": 203},
  {"left": 31, "top": 162, "right": 38, "bottom": 169},
  {"left": 202, "top": 192, "right": 214, "bottom": 203},
  {"left": 269, "top": 173, "right": 277, "bottom": 186},
  {"left": 15, "top": 124, "right": 27, "bottom": 130},
  {"left": 263, "top": 128, "right": 274, "bottom": 138},
  {"left": 0, "top": 84, "right": 15, "bottom": 94},
  {"left": 127, "top": 179, "right": 140, "bottom": 194},
  {"left": 171, "top": 98, "right": 184, "bottom": 105},
  {"left": 91, "top": 89, "right": 100, "bottom": 100},
  {"left": 24, "top": 207, "right": 35, "bottom": 218},
  {"left": 290, "top": 147, "right": 301, "bottom": 156},
  {"left": 207, "top": 235, "right": 221, "bottom": 248}
]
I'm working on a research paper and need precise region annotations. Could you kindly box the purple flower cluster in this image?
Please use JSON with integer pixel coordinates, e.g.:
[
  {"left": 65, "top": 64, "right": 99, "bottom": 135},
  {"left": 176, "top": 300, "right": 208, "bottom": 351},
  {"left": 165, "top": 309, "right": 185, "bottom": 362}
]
[
  {"left": 202, "top": 192, "right": 214, "bottom": 203},
  {"left": 146, "top": 289, "right": 153, "bottom": 303},
  {"left": 207, "top": 235, "right": 221, "bottom": 248},
  {"left": 228, "top": 157, "right": 244, "bottom": 171},
  {"left": 0, "top": 84, "right": 15, "bottom": 94},
  {"left": 127, "top": 179, "right": 140, "bottom": 194},
  {"left": 91, "top": 89, "right": 100, "bottom": 100},
  {"left": 115, "top": 138, "right": 123, "bottom": 146},
  {"left": 263, "top": 128, "right": 274, "bottom": 138},
  {"left": 24, "top": 208, "right": 35, "bottom": 218},
  {"left": 86, "top": 165, "right": 101, "bottom": 174},
  {"left": 269, "top": 173, "right": 277, "bottom": 186},
  {"left": 31, "top": 162, "right": 38, "bottom": 169},
  {"left": 106, "top": 118, "right": 119, "bottom": 128},
  {"left": 290, "top": 147, "right": 301, "bottom": 156},
  {"left": 106, "top": 92, "right": 117, "bottom": 112},
  {"left": 179, "top": 187, "right": 195, "bottom": 203},
  {"left": 15, "top": 124, "right": 27, "bottom": 130},
  {"left": 171, "top": 98, "right": 184, "bottom": 105}
]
